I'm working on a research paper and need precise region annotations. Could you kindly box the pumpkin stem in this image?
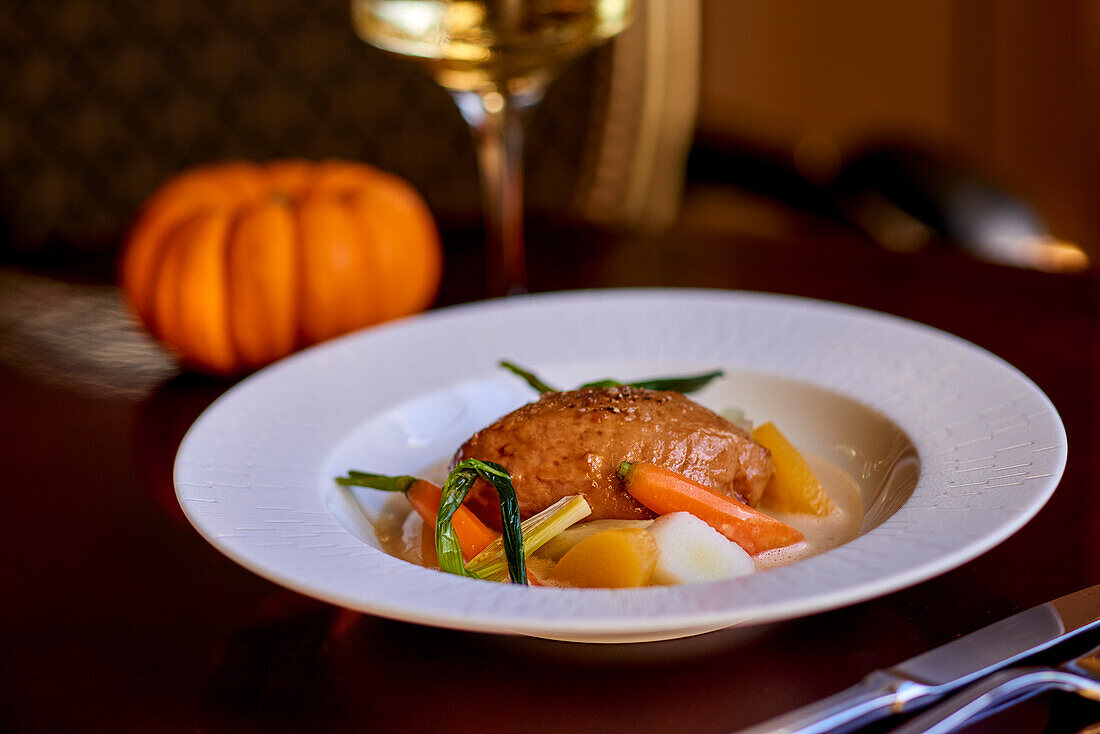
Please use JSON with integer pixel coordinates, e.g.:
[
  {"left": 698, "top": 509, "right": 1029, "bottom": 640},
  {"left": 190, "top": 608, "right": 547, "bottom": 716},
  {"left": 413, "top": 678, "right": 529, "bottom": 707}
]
[{"left": 269, "top": 190, "right": 292, "bottom": 206}]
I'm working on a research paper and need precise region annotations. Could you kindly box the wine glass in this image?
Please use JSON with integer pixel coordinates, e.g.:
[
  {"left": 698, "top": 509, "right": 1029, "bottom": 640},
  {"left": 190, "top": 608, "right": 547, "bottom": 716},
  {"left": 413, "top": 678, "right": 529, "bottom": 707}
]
[{"left": 351, "top": 0, "right": 635, "bottom": 296}]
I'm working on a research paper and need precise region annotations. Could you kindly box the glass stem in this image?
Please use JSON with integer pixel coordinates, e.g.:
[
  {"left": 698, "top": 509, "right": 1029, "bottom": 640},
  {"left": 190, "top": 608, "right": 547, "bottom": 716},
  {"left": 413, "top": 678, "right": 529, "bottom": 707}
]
[{"left": 451, "top": 87, "right": 545, "bottom": 297}]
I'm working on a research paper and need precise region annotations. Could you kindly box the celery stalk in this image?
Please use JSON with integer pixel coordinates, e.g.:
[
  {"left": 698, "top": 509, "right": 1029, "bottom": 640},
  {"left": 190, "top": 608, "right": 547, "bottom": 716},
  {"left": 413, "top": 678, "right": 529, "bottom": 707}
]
[{"left": 467, "top": 495, "right": 592, "bottom": 582}]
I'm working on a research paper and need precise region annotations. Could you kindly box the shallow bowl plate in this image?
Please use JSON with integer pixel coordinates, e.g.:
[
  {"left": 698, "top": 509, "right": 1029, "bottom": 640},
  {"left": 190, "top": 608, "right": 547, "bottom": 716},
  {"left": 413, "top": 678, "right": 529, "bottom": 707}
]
[{"left": 175, "top": 289, "right": 1066, "bottom": 643}]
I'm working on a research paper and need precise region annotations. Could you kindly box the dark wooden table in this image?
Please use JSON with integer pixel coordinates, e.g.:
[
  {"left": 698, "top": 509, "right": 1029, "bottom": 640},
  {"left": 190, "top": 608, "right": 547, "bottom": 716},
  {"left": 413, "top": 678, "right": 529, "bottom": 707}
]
[{"left": 3, "top": 190, "right": 1099, "bottom": 733}]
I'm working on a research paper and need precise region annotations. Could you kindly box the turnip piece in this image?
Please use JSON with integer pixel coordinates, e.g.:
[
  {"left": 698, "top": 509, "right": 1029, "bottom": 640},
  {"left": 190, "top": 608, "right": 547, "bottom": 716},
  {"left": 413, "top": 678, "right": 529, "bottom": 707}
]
[{"left": 648, "top": 512, "right": 755, "bottom": 585}]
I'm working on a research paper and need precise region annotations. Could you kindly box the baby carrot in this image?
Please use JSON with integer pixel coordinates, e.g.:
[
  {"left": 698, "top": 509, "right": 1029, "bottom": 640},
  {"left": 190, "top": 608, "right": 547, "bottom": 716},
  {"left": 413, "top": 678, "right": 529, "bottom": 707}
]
[
  {"left": 617, "top": 462, "right": 804, "bottom": 555},
  {"left": 407, "top": 479, "right": 542, "bottom": 585},
  {"left": 337, "top": 470, "right": 539, "bottom": 584},
  {"left": 405, "top": 480, "right": 497, "bottom": 561}
]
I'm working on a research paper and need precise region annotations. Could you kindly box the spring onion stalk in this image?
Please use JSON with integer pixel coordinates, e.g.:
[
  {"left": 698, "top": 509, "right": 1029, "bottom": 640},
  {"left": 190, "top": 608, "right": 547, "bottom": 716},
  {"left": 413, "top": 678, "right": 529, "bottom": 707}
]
[
  {"left": 581, "top": 370, "right": 725, "bottom": 393},
  {"left": 439, "top": 459, "right": 527, "bottom": 584},
  {"left": 499, "top": 361, "right": 559, "bottom": 393},
  {"left": 335, "top": 463, "right": 528, "bottom": 585},
  {"left": 500, "top": 361, "right": 724, "bottom": 395},
  {"left": 335, "top": 471, "right": 417, "bottom": 492},
  {"left": 466, "top": 494, "right": 592, "bottom": 582}
]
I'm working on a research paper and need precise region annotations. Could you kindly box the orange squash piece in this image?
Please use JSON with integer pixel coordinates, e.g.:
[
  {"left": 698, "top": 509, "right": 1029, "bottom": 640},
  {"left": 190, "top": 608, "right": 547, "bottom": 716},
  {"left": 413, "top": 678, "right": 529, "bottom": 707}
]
[
  {"left": 548, "top": 528, "right": 658, "bottom": 588},
  {"left": 752, "top": 422, "right": 834, "bottom": 516}
]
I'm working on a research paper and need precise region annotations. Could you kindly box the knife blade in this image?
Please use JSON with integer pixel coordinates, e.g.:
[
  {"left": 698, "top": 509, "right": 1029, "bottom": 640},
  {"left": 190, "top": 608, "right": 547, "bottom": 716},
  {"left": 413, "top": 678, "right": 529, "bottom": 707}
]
[{"left": 734, "top": 584, "right": 1100, "bottom": 734}]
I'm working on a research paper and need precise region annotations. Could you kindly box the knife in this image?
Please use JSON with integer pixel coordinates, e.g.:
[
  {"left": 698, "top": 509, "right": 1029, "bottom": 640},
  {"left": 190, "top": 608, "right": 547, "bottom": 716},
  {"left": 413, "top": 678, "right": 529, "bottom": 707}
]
[
  {"left": 890, "top": 642, "right": 1100, "bottom": 734},
  {"left": 734, "top": 584, "right": 1100, "bottom": 734}
]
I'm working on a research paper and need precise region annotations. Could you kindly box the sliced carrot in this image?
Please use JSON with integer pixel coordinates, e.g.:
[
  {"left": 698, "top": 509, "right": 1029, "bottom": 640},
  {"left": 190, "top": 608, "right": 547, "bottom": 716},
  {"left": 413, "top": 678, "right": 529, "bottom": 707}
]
[
  {"left": 618, "top": 462, "right": 804, "bottom": 555},
  {"left": 405, "top": 480, "right": 541, "bottom": 585},
  {"left": 418, "top": 517, "right": 439, "bottom": 567}
]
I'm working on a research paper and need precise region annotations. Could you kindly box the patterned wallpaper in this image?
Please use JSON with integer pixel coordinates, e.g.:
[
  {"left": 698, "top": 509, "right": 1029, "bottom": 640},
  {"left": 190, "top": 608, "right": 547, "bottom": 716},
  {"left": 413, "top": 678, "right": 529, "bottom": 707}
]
[{"left": 0, "top": 0, "right": 609, "bottom": 253}]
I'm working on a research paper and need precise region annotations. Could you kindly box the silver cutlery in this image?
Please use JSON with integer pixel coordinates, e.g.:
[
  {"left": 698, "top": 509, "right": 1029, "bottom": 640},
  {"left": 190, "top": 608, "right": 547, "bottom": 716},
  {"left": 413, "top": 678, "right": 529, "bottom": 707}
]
[
  {"left": 734, "top": 584, "right": 1100, "bottom": 734},
  {"left": 888, "top": 643, "right": 1100, "bottom": 734}
]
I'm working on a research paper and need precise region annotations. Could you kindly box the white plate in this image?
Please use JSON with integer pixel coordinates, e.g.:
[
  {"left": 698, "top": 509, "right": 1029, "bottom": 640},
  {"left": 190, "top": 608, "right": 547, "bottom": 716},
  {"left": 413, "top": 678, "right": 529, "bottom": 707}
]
[{"left": 175, "top": 289, "right": 1066, "bottom": 643}]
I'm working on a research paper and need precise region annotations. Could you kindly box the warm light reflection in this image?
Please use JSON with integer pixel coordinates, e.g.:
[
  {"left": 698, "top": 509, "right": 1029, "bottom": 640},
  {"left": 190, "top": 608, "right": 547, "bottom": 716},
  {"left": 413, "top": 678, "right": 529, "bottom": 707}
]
[
  {"left": 374, "top": 0, "right": 442, "bottom": 39},
  {"left": 1026, "top": 236, "right": 1090, "bottom": 274},
  {"left": 981, "top": 234, "right": 1090, "bottom": 274}
]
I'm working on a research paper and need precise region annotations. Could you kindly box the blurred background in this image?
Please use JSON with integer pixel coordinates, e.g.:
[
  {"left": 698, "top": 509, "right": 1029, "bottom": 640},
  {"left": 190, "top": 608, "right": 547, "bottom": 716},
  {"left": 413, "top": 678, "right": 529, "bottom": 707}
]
[
  {"left": 3, "top": 0, "right": 1097, "bottom": 254},
  {"left": 5, "top": 6, "right": 1100, "bottom": 732},
  {"left": 693, "top": 0, "right": 1097, "bottom": 265},
  {"left": 1, "top": 0, "right": 1097, "bottom": 388}
]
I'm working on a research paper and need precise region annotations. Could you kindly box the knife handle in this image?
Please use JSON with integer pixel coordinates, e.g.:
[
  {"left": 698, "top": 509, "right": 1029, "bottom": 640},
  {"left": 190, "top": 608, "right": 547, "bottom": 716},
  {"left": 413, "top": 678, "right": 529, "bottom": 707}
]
[
  {"left": 733, "top": 671, "right": 930, "bottom": 734},
  {"left": 888, "top": 667, "right": 1100, "bottom": 734}
]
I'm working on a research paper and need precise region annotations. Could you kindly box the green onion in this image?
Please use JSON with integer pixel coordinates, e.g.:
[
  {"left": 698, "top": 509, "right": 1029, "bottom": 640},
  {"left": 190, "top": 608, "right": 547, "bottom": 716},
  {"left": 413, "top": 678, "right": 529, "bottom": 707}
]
[
  {"left": 501, "top": 361, "right": 724, "bottom": 395},
  {"left": 499, "top": 360, "right": 559, "bottom": 393},
  {"left": 606, "top": 370, "right": 725, "bottom": 394},
  {"left": 438, "top": 459, "right": 528, "bottom": 584},
  {"left": 334, "top": 463, "right": 528, "bottom": 585},
  {"left": 466, "top": 495, "right": 592, "bottom": 582},
  {"left": 335, "top": 470, "right": 417, "bottom": 492}
]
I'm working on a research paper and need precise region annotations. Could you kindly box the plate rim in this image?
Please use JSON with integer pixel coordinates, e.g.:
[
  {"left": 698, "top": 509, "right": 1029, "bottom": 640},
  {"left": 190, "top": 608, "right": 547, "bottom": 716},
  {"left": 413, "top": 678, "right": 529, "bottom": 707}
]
[{"left": 174, "top": 287, "right": 1067, "bottom": 641}]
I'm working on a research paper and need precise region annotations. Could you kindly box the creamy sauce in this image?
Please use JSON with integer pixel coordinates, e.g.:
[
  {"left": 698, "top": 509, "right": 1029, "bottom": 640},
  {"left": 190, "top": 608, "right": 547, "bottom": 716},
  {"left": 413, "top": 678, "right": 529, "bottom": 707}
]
[
  {"left": 752, "top": 454, "right": 863, "bottom": 571},
  {"left": 373, "top": 459, "right": 450, "bottom": 566},
  {"left": 373, "top": 453, "right": 865, "bottom": 582},
  {"left": 374, "top": 495, "right": 426, "bottom": 565}
]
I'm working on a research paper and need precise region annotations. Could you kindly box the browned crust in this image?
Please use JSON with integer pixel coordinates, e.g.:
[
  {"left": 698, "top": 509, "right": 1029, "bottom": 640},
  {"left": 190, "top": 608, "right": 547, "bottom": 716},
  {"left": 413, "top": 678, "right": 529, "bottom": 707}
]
[{"left": 455, "top": 386, "right": 772, "bottom": 528}]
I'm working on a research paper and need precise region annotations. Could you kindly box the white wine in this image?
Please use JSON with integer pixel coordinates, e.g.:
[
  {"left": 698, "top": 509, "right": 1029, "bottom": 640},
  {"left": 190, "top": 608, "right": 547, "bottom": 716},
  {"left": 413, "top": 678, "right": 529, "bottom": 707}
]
[{"left": 352, "top": 0, "right": 633, "bottom": 93}]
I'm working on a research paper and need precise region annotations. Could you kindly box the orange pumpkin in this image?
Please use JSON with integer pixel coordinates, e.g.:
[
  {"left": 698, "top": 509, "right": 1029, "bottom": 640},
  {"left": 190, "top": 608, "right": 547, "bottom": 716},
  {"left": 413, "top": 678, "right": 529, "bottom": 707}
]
[{"left": 120, "top": 160, "right": 442, "bottom": 376}]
